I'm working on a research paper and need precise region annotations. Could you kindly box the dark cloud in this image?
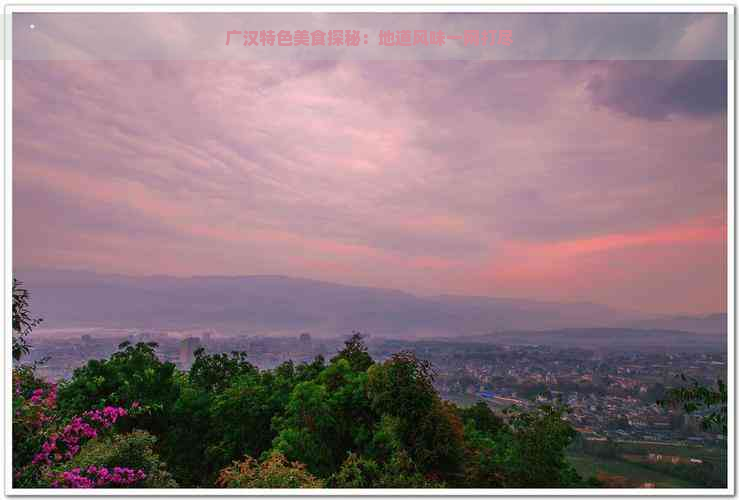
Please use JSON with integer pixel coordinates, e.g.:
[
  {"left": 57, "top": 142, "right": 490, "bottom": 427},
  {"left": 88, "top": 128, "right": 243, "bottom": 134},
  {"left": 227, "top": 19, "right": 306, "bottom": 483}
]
[{"left": 587, "top": 60, "right": 727, "bottom": 120}]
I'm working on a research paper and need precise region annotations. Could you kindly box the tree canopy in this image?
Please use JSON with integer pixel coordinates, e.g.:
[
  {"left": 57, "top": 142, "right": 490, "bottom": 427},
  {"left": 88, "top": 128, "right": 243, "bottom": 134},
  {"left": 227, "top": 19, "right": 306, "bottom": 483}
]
[{"left": 12, "top": 289, "right": 596, "bottom": 489}]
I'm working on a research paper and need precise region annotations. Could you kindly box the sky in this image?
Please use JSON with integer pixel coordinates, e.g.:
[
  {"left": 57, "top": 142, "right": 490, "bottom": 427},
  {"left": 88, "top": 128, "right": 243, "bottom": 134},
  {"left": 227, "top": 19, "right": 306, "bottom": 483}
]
[{"left": 12, "top": 14, "right": 728, "bottom": 315}]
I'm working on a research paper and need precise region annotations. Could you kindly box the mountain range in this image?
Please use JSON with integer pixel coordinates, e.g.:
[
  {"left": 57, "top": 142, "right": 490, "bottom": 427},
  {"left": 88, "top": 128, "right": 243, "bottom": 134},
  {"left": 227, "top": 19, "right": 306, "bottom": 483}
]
[{"left": 16, "top": 269, "right": 727, "bottom": 341}]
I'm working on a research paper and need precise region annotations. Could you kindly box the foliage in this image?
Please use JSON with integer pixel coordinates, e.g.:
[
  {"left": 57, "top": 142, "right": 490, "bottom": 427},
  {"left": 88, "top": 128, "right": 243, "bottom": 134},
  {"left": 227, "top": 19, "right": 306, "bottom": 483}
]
[
  {"left": 12, "top": 278, "right": 43, "bottom": 362},
  {"left": 216, "top": 452, "right": 323, "bottom": 488},
  {"left": 272, "top": 380, "right": 339, "bottom": 475},
  {"left": 460, "top": 403, "right": 582, "bottom": 488},
  {"left": 495, "top": 403, "right": 581, "bottom": 487},
  {"left": 272, "top": 357, "right": 376, "bottom": 477},
  {"left": 366, "top": 351, "right": 464, "bottom": 482},
  {"left": 32, "top": 406, "right": 128, "bottom": 466},
  {"left": 458, "top": 401, "right": 505, "bottom": 436},
  {"left": 328, "top": 452, "right": 442, "bottom": 488},
  {"left": 57, "top": 341, "right": 179, "bottom": 437},
  {"left": 659, "top": 375, "right": 727, "bottom": 434},
  {"left": 159, "top": 357, "right": 303, "bottom": 487},
  {"left": 189, "top": 348, "right": 256, "bottom": 393},
  {"left": 13, "top": 401, "right": 151, "bottom": 488},
  {"left": 12, "top": 293, "right": 590, "bottom": 490},
  {"left": 12, "top": 367, "right": 58, "bottom": 482},
  {"left": 331, "top": 332, "right": 374, "bottom": 372},
  {"left": 50, "top": 465, "right": 147, "bottom": 488},
  {"left": 60, "top": 430, "right": 178, "bottom": 487}
]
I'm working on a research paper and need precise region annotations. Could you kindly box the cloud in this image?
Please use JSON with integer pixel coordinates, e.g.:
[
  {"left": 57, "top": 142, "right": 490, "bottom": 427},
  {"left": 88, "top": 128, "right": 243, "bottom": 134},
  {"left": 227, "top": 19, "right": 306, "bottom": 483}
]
[
  {"left": 586, "top": 60, "right": 727, "bottom": 120},
  {"left": 12, "top": 12, "right": 727, "bottom": 61},
  {"left": 12, "top": 56, "right": 727, "bottom": 314}
]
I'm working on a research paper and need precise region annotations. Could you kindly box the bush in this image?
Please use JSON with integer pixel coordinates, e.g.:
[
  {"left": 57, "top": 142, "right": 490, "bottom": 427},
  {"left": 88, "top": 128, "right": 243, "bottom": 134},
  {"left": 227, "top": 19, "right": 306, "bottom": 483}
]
[
  {"left": 60, "top": 430, "right": 177, "bottom": 488},
  {"left": 216, "top": 452, "right": 323, "bottom": 488}
]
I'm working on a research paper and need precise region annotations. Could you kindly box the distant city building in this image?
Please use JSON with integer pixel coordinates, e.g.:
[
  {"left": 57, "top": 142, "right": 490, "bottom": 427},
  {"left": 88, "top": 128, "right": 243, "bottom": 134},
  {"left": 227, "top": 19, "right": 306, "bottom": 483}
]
[
  {"left": 179, "top": 337, "right": 201, "bottom": 369},
  {"left": 202, "top": 331, "right": 212, "bottom": 343},
  {"left": 317, "top": 343, "right": 328, "bottom": 357},
  {"left": 299, "top": 333, "right": 312, "bottom": 350},
  {"left": 81, "top": 334, "right": 92, "bottom": 343}
]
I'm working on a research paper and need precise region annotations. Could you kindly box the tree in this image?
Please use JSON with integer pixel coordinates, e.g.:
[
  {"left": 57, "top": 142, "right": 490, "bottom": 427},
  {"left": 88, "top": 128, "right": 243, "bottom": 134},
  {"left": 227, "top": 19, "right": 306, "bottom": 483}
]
[
  {"left": 329, "top": 452, "right": 442, "bottom": 488},
  {"left": 318, "top": 359, "right": 376, "bottom": 456},
  {"left": 366, "top": 350, "right": 437, "bottom": 422},
  {"left": 458, "top": 401, "right": 504, "bottom": 436},
  {"left": 331, "top": 332, "right": 373, "bottom": 373},
  {"left": 492, "top": 403, "right": 582, "bottom": 488},
  {"left": 216, "top": 452, "right": 323, "bottom": 488},
  {"left": 57, "top": 342, "right": 179, "bottom": 437},
  {"left": 272, "top": 381, "right": 338, "bottom": 476},
  {"left": 11, "top": 309, "right": 597, "bottom": 490},
  {"left": 366, "top": 351, "right": 464, "bottom": 481},
  {"left": 189, "top": 349, "right": 256, "bottom": 393},
  {"left": 659, "top": 375, "right": 727, "bottom": 434},
  {"left": 206, "top": 372, "right": 283, "bottom": 476},
  {"left": 160, "top": 360, "right": 299, "bottom": 487},
  {"left": 159, "top": 379, "right": 214, "bottom": 486},
  {"left": 12, "top": 278, "right": 43, "bottom": 362}
]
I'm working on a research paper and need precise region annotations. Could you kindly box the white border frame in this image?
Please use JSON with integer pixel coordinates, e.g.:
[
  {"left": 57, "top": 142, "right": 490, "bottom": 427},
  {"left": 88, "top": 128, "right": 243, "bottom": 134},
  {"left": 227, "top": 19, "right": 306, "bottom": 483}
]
[{"left": 2, "top": 2, "right": 735, "bottom": 496}]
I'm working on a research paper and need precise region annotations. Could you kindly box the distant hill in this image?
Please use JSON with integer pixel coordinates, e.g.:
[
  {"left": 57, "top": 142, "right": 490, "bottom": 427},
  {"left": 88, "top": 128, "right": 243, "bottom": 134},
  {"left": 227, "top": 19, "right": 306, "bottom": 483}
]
[
  {"left": 624, "top": 313, "right": 727, "bottom": 335},
  {"left": 15, "top": 269, "right": 726, "bottom": 341},
  {"left": 471, "top": 327, "right": 726, "bottom": 353}
]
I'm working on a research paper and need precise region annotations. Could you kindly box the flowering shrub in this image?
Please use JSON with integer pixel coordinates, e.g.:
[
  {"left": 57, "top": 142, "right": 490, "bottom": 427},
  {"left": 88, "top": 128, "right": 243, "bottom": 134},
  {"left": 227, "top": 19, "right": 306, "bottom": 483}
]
[
  {"left": 59, "top": 429, "right": 178, "bottom": 488},
  {"left": 13, "top": 366, "right": 175, "bottom": 490},
  {"left": 12, "top": 368, "right": 59, "bottom": 485},
  {"left": 51, "top": 466, "right": 146, "bottom": 488},
  {"left": 10, "top": 288, "right": 180, "bottom": 490},
  {"left": 33, "top": 407, "right": 128, "bottom": 466},
  {"left": 13, "top": 368, "right": 57, "bottom": 426}
]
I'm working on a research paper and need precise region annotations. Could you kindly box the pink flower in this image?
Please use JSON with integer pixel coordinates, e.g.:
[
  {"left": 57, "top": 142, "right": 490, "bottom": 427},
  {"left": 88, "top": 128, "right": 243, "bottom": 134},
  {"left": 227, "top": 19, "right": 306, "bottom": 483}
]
[
  {"left": 32, "top": 406, "right": 129, "bottom": 465},
  {"left": 51, "top": 465, "right": 146, "bottom": 488}
]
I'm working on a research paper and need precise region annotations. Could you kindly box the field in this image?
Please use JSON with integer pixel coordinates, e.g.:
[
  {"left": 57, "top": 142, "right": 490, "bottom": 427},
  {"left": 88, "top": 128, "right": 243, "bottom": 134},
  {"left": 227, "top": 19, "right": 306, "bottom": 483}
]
[
  {"left": 567, "top": 453, "right": 701, "bottom": 488},
  {"left": 612, "top": 440, "right": 727, "bottom": 462}
]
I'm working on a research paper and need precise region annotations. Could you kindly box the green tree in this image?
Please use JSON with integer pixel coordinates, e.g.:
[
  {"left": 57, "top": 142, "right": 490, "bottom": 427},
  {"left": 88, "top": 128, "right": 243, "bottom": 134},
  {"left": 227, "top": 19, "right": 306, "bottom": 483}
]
[
  {"left": 57, "top": 342, "right": 179, "bottom": 436},
  {"left": 331, "top": 332, "right": 373, "bottom": 373},
  {"left": 161, "top": 358, "right": 300, "bottom": 487},
  {"left": 366, "top": 351, "right": 464, "bottom": 482},
  {"left": 189, "top": 349, "right": 256, "bottom": 393},
  {"left": 272, "top": 381, "right": 337, "bottom": 475},
  {"left": 12, "top": 278, "right": 43, "bottom": 362},
  {"left": 458, "top": 401, "right": 504, "bottom": 436},
  {"left": 329, "top": 452, "right": 442, "bottom": 488},
  {"left": 157, "top": 378, "right": 214, "bottom": 486},
  {"left": 319, "top": 359, "right": 376, "bottom": 452},
  {"left": 207, "top": 373, "right": 283, "bottom": 474},
  {"left": 492, "top": 404, "right": 581, "bottom": 487},
  {"left": 659, "top": 375, "right": 727, "bottom": 434}
]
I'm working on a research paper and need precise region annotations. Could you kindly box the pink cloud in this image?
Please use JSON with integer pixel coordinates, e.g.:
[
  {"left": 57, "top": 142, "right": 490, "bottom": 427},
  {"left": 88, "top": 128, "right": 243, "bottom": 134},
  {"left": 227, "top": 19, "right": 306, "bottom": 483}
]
[{"left": 12, "top": 59, "right": 727, "bottom": 315}]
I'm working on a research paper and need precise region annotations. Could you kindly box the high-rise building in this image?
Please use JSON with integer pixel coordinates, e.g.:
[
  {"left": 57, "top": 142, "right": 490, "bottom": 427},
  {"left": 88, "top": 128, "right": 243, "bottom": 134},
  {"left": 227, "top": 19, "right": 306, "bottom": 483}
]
[
  {"left": 179, "top": 337, "right": 201, "bottom": 369},
  {"left": 299, "top": 332, "right": 312, "bottom": 351}
]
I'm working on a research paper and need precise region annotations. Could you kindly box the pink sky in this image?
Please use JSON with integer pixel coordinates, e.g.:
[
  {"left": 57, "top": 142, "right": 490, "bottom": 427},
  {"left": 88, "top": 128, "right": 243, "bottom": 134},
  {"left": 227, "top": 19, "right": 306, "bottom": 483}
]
[{"left": 13, "top": 56, "right": 727, "bottom": 315}]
